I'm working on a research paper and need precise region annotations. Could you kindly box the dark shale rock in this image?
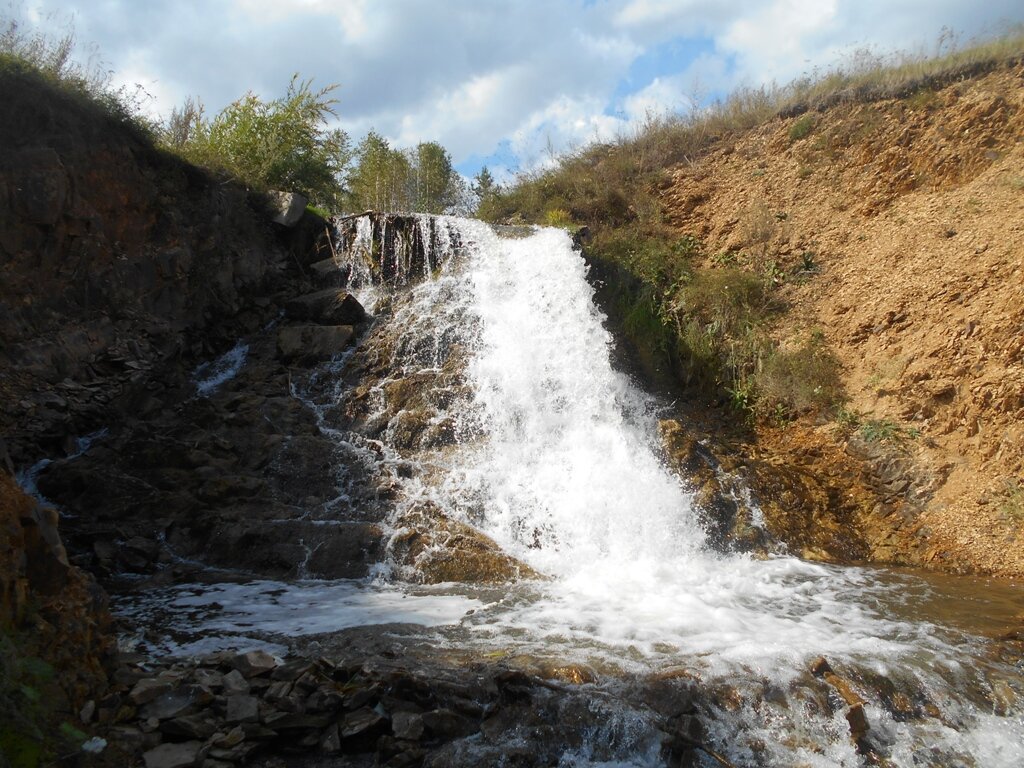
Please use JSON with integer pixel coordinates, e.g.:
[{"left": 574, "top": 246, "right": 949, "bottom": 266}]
[
  {"left": 142, "top": 740, "right": 203, "bottom": 768},
  {"left": 232, "top": 650, "right": 279, "bottom": 678},
  {"left": 277, "top": 325, "right": 355, "bottom": 363},
  {"left": 285, "top": 288, "right": 367, "bottom": 326}
]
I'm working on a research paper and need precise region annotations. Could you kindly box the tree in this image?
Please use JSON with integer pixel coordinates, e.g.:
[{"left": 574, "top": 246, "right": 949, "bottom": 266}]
[
  {"left": 346, "top": 131, "right": 411, "bottom": 211},
  {"left": 164, "top": 75, "right": 352, "bottom": 209},
  {"left": 410, "top": 141, "right": 455, "bottom": 214},
  {"left": 472, "top": 166, "right": 501, "bottom": 219}
]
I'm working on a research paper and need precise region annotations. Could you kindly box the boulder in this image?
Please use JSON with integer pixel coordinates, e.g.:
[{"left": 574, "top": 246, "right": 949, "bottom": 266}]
[
  {"left": 142, "top": 741, "right": 203, "bottom": 768},
  {"left": 225, "top": 694, "right": 259, "bottom": 724},
  {"left": 263, "top": 191, "right": 308, "bottom": 227},
  {"left": 285, "top": 288, "right": 366, "bottom": 325},
  {"left": 276, "top": 325, "right": 355, "bottom": 364},
  {"left": 309, "top": 258, "right": 344, "bottom": 286}
]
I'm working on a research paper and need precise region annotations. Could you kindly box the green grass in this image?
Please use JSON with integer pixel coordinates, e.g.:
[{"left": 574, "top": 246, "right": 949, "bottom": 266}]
[
  {"left": 858, "top": 417, "right": 921, "bottom": 444},
  {"left": 789, "top": 115, "right": 816, "bottom": 142}
]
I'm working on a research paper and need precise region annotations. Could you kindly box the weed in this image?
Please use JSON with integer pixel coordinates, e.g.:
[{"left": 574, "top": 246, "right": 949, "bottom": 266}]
[
  {"left": 998, "top": 480, "right": 1024, "bottom": 522},
  {"left": 835, "top": 405, "right": 862, "bottom": 431},
  {"left": 755, "top": 338, "right": 845, "bottom": 416},
  {"left": 1006, "top": 177, "right": 1024, "bottom": 191},
  {"left": 799, "top": 251, "right": 817, "bottom": 272},
  {"left": 726, "top": 379, "right": 756, "bottom": 413},
  {"left": 762, "top": 260, "right": 785, "bottom": 287},
  {"left": 789, "top": 114, "right": 815, "bottom": 142},
  {"left": 797, "top": 165, "right": 813, "bottom": 179},
  {"left": 544, "top": 208, "right": 574, "bottom": 229},
  {"left": 906, "top": 87, "right": 940, "bottom": 110},
  {"left": 858, "top": 417, "right": 920, "bottom": 443}
]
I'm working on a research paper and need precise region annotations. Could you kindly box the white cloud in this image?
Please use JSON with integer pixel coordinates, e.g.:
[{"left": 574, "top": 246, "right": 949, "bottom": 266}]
[{"left": 23, "top": 0, "right": 1024, "bottom": 177}]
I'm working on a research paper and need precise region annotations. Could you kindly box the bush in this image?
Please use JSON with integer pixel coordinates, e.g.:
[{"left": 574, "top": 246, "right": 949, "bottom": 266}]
[
  {"left": 788, "top": 114, "right": 815, "bottom": 141},
  {"left": 755, "top": 339, "right": 844, "bottom": 415},
  {"left": 164, "top": 76, "right": 351, "bottom": 209}
]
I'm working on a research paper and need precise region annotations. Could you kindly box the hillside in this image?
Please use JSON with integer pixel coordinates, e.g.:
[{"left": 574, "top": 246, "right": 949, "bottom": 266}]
[{"left": 663, "top": 66, "right": 1024, "bottom": 575}]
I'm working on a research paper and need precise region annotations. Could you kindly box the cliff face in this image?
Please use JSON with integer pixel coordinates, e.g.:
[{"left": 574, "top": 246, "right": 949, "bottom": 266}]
[
  {"left": 662, "top": 65, "right": 1024, "bottom": 575},
  {"left": 0, "top": 64, "right": 324, "bottom": 469},
  {"left": 0, "top": 64, "right": 330, "bottom": 755}
]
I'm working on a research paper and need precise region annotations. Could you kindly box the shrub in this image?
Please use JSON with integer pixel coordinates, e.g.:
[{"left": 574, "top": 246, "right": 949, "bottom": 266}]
[
  {"left": 166, "top": 75, "right": 352, "bottom": 209},
  {"left": 755, "top": 339, "right": 845, "bottom": 415},
  {"left": 788, "top": 114, "right": 815, "bottom": 142},
  {"left": 999, "top": 480, "right": 1024, "bottom": 522},
  {"left": 544, "top": 208, "right": 574, "bottom": 228}
]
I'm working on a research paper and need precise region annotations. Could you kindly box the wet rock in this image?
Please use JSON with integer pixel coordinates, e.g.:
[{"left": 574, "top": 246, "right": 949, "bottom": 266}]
[
  {"left": 421, "top": 708, "right": 477, "bottom": 740},
  {"left": 225, "top": 694, "right": 260, "bottom": 724},
  {"left": 142, "top": 740, "right": 203, "bottom": 768},
  {"left": 392, "top": 502, "right": 539, "bottom": 584},
  {"left": 285, "top": 288, "right": 367, "bottom": 326},
  {"left": 276, "top": 325, "right": 355, "bottom": 364},
  {"left": 340, "top": 706, "right": 388, "bottom": 739},
  {"left": 232, "top": 650, "right": 279, "bottom": 677},
  {"left": 131, "top": 678, "right": 173, "bottom": 705},
  {"left": 221, "top": 669, "right": 250, "bottom": 695},
  {"left": 392, "top": 711, "right": 425, "bottom": 740}
]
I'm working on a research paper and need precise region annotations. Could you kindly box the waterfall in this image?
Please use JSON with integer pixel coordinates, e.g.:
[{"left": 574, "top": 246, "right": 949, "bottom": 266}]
[{"left": 119, "top": 215, "right": 1024, "bottom": 767}]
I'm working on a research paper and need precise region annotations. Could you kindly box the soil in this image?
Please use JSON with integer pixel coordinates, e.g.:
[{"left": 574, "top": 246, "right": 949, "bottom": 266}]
[{"left": 662, "top": 65, "right": 1024, "bottom": 575}]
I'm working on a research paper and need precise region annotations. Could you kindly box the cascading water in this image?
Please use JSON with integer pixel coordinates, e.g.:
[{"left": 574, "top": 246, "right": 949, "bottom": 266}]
[
  {"left": 375, "top": 218, "right": 1024, "bottom": 766},
  {"left": 119, "top": 216, "right": 1024, "bottom": 767}
]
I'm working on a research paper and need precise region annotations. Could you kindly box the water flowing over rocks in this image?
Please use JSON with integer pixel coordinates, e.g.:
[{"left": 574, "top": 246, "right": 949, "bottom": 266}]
[{"left": 2, "top": 74, "right": 1023, "bottom": 765}]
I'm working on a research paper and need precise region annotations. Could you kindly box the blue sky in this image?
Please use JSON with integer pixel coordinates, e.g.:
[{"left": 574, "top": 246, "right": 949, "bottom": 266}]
[{"left": 22, "top": 0, "right": 1024, "bottom": 181}]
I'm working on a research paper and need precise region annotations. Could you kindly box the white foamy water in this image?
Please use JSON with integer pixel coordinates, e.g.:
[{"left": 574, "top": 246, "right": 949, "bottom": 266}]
[
  {"left": 193, "top": 341, "right": 249, "bottom": 396},
  {"left": 121, "top": 218, "right": 1024, "bottom": 766},
  {"left": 421, "top": 220, "right": 1024, "bottom": 765}
]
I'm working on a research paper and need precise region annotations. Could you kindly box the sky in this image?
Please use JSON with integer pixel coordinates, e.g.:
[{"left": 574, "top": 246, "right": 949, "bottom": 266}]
[{"left": 21, "top": 0, "right": 1024, "bottom": 180}]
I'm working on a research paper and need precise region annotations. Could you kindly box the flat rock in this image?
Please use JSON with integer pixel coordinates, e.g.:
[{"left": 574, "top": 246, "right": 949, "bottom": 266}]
[
  {"left": 142, "top": 740, "right": 202, "bottom": 768},
  {"left": 231, "top": 650, "right": 278, "bottom": 678},
  {"left": 131, "top": 678, "right": 173, "bottom": 705},
  {"left": 221, "top": 669, "right": 250, "bottom": 695},
  {"left": 285, "top": 289, "right": 366, "bottom": 326},
  {"left": 392, "top": 711, "right": 424, "bottom": 740},
  {"left": 263, "top": 191, "right": 308, "bottom": 227},
  {"left": 141, "top": 687, "right": 207, "bottom": 721},
  {"left": 340, "top": 706, "right": 387, "bottom": 739},
  {"left": 225, "top": 694, "right": 260, "bottom": 724},
  {"left": 276, "top": 325, "right": 354, "bottom": 364},
  {"left": 160, "top": 714, "right": 218, "bottom": 741},
  {"left": 422, "top": 708, "right": 477, "bottom": 739}
]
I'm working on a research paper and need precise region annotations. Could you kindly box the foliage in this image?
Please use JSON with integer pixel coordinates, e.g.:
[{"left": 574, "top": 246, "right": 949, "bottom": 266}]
[
  {"left": 163, "top": 75, "right": 352, "bottom": 209},
  {"left": 410, "top": 141, "right": 458, "bottom": 214},
  {"left": 344, "top": 133, "right": 462, "bottom": 213},
  {"left": 858, "top": 417, "right": 920, "bottom": 444},
  {"left": 999, "top": 480, "right": 1024, "bottom": 522},
  {"left": 788, "top": 114, "right": 816, "bottom": 142},
  {"left": 754, "top": 338, "right": 845, "bottom": 416},
  {"left": 471, "top": 166, "right": 501, "bottom": 214},
  {"left": 0, "top": 634, "right": 74, "bottom": 768},
  {"left": 345, "top": 131, "right": 411, "bottom": 211}
]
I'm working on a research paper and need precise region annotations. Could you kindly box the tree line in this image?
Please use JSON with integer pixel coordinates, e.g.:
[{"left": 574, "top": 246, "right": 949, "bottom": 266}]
[{"left": 159, "top": 76, "right": 499, "bottom": 216}]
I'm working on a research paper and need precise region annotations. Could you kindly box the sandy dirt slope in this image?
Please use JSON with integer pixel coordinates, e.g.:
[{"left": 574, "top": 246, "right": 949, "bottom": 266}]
[{"left": 664, "top": 66, "right": 1024, "bottom": 575}]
